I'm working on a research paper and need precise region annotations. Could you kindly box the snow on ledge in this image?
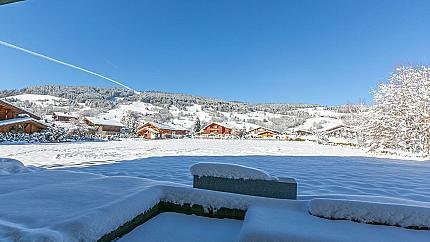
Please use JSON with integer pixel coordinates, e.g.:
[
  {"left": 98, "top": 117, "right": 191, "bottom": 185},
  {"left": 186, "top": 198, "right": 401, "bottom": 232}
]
[
  {"left": 190, "top": 162, "right": 278, "bottom": 181},
  {"left": 308, "top": 198, "right": 430, "bottom": 229}
]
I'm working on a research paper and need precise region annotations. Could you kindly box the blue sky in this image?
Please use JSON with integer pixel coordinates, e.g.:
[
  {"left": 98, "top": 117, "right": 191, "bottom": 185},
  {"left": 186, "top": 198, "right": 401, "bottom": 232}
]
[{"left": 1, "top": 0, "right": 430, "bottom": 105}]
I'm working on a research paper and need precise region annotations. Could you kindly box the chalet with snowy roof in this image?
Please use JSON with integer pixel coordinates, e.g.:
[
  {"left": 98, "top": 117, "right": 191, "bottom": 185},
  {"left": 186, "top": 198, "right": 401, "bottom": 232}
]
[
  {"left": 201, "top": 122, "right": 234, "bottom": 136},
  {"left": 324, "top": 125, "right": 346, "bottom": 134},
  {"left": 292, "top": 129, "right": 314, "bottom": 137},
  {"left": 137, "top": 122, "right": 189, "bottom": 139},
  {"left": 52, "top": 112, "right": 79, "bottom": 122},
  {"left": 324, "top": 125, "right": 358, "bottom": 142},
  {"left": 248, "top": 126, "right": 280, "bottom": 139},
  {"left": 0, "top": 99, "right": 48, "bottom": 133},
  {"left": 83, "top": 117, "right": 124, "bottom": 135}
]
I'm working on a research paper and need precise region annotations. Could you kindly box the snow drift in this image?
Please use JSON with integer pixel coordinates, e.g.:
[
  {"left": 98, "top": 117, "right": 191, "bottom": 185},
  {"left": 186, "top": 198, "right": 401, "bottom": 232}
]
[
  {"left": 0, "top": 158, "right": 31, "bottom": 175},
  {"left": 309, "top": 198, "right": 430, "bottom": 229}
]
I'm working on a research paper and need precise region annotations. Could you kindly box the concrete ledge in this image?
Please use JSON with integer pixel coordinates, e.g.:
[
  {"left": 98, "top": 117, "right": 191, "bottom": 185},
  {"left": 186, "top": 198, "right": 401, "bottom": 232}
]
[
  {"left": 97, "top": 201, "right": 246, "bottom": 242},
  {"left": 193, "top": 175, "right": 297, "bottom": 200},
  {"left": 98, "top": 203, "right": 160, "bottom": 242}
]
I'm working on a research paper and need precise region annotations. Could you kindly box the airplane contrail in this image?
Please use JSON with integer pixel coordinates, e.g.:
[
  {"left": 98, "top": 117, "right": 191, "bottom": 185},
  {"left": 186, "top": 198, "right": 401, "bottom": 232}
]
[{"left": 0, "top": 40, "right": 140, "bottom": 94}]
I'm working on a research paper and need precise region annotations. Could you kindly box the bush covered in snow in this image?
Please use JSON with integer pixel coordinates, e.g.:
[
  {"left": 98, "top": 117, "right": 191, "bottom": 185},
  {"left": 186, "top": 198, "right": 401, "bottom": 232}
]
[{"left": 0, "top": 126, "right": 98, "bottom": 144}]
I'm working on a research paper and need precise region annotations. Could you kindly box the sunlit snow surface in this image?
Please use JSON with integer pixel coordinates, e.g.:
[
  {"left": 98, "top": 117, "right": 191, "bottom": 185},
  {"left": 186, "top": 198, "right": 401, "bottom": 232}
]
[
  {"left": 1, "top": 139, "right": 430, "bottom": 241},
  {"left": 117, "top": 213, "right": 242, "bottom": 242},
  {"left": 1, "top": 139, "right": 430, "bottom": 202},
  {"left": 67, "top": 155, "right": 430, "bottom": 202}
]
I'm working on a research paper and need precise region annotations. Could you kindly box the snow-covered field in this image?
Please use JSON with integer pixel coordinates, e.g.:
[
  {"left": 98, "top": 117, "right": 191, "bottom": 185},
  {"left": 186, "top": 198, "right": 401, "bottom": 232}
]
[
  {"left": 1, "top": 139, "right": 430, "bottom": 202},
  {"left": 0, "top": 139, "right": 365, "bottom": 168}
]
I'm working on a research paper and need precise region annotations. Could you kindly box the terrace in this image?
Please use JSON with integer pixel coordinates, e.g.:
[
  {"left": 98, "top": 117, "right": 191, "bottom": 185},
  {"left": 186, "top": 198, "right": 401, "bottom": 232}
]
[{"left": 0, "top": 158, "right": 429, "bottom": 242}]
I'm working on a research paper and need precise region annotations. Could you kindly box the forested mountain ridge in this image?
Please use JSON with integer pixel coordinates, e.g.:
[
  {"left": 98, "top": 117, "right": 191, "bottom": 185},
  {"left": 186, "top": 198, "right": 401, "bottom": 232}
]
[
  {"left": 0, "top": 85, "right": 323, "bottom": 113},
  {"left": 0, "top": 85, "right": 356, "bottom": 134}
]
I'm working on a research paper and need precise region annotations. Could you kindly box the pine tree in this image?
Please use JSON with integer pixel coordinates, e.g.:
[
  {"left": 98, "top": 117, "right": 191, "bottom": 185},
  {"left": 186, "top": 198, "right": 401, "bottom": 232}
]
[{"left": 193, "top": 117, "right": 201, "bottom": 133}]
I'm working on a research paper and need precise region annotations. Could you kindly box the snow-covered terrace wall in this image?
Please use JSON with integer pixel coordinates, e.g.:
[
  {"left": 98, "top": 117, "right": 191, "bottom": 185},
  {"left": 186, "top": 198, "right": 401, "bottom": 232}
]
[
  {"left": 191, "top": 162, "right": 297, "bottom": 199},
  {"left": 309, "top": 198, "right": 430, "bottom": 229},
  {"left": 190, "top": 162, "right": 278, "bottom": 181}
]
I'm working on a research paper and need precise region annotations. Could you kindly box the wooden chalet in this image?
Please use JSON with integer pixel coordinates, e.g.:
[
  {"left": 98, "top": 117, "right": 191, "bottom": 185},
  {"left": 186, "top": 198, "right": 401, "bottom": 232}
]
[
  {"left": 201, "top": 122, "right": 234, "bottom": 136},
  {"left": 0, "top": 99, "right": 40, "bottom": 120},
  {"left": 248, "top": 126, "right": 280, "bottom": 139},
  {"left": 0, "top": 99, "right": 48, "bottom": 134},
  {"left": 52, "top": 112, "right": 79, "bottom": 122},
  {"left": 324, "top": 125, "right": 357, "bottom": 140},
  {"left": 293, "top": 129, "right": 314, "bottom": 137},
  {"left": 0, "top": 118, "right": 48, "bottom": 134},
  {"left": 84, "top": 117, "right": 124, "bottom": 135},
  {"left": 137, "top": 122, "right": 189, "bottom": 139}
]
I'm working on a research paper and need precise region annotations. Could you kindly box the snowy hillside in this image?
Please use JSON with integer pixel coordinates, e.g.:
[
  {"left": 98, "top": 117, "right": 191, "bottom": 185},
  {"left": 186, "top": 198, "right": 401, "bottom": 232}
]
[
  {"left": 7, "top": 94, "right": 67, "bottom": 104},
  {"left": 294, "top": 116, "right": 344, "bottom": 132},
  {"left": 0, "top": 85, "right": 356, "bottom": 134}
]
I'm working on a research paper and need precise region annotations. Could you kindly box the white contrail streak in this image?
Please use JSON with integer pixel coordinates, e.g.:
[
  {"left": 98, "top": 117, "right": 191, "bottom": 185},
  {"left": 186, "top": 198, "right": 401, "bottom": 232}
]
[{"left": 0, "top": 40, "right": 140, "bottom": 94}]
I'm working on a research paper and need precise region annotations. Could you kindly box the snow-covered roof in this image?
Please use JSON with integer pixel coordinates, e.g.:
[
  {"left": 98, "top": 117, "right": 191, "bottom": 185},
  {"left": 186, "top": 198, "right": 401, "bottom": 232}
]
[
  {"left": 140, "top": 127, "right": 160, "bottom": 134},
  {"left": 324, "top": 125, "right": 351, "bottom": 133},
  {"left": 289, "top": 128, "right": 314, "bottom": 133},
  {"left": 202, "top": 122, "right": 236, "bottom": 130},
  {"left": 0, "top": 118, "right": 48, "bottom": 128},
  {"left": 256, "top": 130, "right": 278, "bottom": 136},
  {"left": 145, "top": 121, "right": 188, "bottom": 131},
  {"left": 0, "top": 99, "right": 41, "bottom": 120},
  {"left": 249, "top": 126, "right": 280, "bottom": 134},
  {"left": 53, "top": 112, "right": 79, "bottom": 118},
  {"left": 85, "top": 117, "right": 124, "bottom": 127}
]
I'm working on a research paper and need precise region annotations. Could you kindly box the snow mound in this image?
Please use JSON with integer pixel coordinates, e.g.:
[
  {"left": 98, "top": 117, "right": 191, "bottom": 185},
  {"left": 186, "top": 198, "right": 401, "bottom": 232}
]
[
  {"left": 0, "top": 158, "right": 30, "bottom": 175},
  {"left": 190, "top": 162, "right": 278, "bottom": 181},
  {"left": 309, "top": 198, "right": 430, "bottom": 229}
]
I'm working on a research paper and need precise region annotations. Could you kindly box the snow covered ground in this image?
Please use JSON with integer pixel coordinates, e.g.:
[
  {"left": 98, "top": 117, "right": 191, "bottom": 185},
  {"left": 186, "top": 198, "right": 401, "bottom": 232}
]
[
  {"left": 117, "top": 213, "right": 242, "bottom": 242},
  {"left": 0, "top": 139, "right": 365, "bottom": 168},
  {"left": 0, "top": 168, "right": 428, "bottom": 242},
  {"left": 1, "top": 139, "right": 430, "bottom": 241},
  {"left": 1, "top": 139, "right": 430, "bottom": 203}
]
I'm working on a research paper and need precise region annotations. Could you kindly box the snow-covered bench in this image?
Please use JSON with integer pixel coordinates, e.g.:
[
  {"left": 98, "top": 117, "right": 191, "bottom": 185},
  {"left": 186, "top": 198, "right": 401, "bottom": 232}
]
[{"left": 191, "top": 162, "right": 297, "bottom": 199}]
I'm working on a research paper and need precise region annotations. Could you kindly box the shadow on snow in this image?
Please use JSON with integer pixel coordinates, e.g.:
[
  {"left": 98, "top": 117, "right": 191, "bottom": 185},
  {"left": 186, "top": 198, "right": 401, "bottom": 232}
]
[{"left": 61, "top": 155, "right": 430, "bottom": 203}]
